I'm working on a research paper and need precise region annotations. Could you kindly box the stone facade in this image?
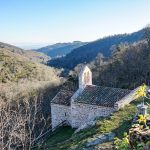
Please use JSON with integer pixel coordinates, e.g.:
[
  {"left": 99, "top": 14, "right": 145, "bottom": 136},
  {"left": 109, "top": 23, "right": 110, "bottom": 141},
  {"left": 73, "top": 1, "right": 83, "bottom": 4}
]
[
  {"left": 51, "top": 101, "right": 115, "bottom": 129},
  {"left": 71, "top": 101, "right": 115, "bottom": 128},
  {"left": 51, "top": 103, "right": 71, "bottom": 128}
]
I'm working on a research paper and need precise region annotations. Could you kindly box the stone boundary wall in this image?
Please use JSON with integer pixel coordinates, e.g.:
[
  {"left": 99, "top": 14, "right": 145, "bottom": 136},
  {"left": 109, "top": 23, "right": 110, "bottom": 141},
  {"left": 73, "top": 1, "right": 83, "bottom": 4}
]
[
  {"left": 114, "top": 87, "right": 140, "bottom": 110},
  {"left": 71, "top": 102, "right": 115, "bottom": 128},
  {"left": 129, "top": 125, "right": 150, "bottom": 149},
  {"left": 51, "top": 103, "right": 71, "bottom": 129}
]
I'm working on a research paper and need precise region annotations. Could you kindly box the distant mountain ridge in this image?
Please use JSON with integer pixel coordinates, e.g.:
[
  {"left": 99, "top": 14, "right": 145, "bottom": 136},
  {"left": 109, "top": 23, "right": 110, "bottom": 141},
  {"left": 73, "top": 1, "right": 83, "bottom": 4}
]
[
  {"left": 47, "top": 29, "right": 144, "bottom": 70},
  {"left": 0, "top": 42, "right": 50, "bottom": 63},
  {"left": 36, "top": 41, "right": 87, "bottom": 58}
]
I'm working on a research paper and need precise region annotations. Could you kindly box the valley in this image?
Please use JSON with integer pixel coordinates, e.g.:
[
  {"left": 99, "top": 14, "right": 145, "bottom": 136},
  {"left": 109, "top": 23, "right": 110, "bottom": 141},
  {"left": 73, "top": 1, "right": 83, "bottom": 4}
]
[{"left": 1, "top": 26, "right": 150, "bottom": 149}]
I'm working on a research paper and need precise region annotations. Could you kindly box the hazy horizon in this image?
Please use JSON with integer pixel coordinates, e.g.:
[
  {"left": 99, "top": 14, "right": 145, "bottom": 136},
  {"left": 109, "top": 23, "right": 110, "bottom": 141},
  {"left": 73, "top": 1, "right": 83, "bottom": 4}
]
[
  {"left": 0, "top": 0, "right": 150, "bottom": 48},
  {"left": 12, "top": 27, "right": 145, "bottom": 49}
]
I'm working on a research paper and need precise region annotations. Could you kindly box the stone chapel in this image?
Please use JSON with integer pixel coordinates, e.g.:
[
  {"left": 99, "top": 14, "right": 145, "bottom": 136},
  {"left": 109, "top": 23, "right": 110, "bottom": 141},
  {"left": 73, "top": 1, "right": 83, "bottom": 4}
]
[{"left": 51, "top": 65, "right": 138, "bottom": 129}]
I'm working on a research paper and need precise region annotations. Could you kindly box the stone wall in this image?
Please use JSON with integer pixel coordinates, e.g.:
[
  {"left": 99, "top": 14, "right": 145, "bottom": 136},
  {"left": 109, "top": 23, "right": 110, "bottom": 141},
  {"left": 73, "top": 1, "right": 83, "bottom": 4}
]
[
  {"left": 51, "top": 103, "right": 71, "bottom": 129},
  {"left": 71, "top": 102, "right": 115, "bottom": 128},
  {"left": 129, "top": 125, "right": 150, "bottom": 149},
  {"left": 114, "top": 87, "right": 140, "bottom": 110}
]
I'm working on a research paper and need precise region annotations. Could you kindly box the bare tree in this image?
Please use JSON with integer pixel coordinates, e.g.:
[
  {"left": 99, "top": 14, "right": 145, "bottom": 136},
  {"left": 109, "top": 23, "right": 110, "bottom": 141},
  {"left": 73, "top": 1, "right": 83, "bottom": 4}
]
[{"left": 0, "top": 94, "right": 48, "bottom": 150}]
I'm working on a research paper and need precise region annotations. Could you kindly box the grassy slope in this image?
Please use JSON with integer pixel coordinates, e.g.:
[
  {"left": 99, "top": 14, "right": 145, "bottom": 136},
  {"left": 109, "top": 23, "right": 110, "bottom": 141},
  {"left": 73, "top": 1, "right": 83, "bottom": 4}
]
[
  {"left": 43, "top": 99, "right": 150, "bottom": 150},
  {"left": 44, "top": 126, "right": 75, "bottom": 148}
]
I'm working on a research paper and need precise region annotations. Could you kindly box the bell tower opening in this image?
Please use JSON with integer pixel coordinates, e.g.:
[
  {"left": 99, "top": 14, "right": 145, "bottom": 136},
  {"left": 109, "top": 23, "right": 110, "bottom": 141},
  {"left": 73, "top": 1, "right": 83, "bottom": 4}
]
[{"left": 79, "top": 65, "right": 92, "bottom": 91}]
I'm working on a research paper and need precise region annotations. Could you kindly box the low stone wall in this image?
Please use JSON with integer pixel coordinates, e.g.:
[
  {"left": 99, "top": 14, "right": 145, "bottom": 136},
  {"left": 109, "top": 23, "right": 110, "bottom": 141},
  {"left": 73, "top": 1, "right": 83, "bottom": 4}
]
[
  {"left": 71, "top": 102, "right": 115, "bottom": 128},
  {"left": 86, "top": 132, "right": 115, "bottom": 147},
  {"left": 129, "top": 125, "right": 150, "bottom": 149},
  {"left": 114, "top": 87, "right": 140, "bottom": 110},
  {"left": 51, "top": 103, "right": 71, "bottom": 129}
]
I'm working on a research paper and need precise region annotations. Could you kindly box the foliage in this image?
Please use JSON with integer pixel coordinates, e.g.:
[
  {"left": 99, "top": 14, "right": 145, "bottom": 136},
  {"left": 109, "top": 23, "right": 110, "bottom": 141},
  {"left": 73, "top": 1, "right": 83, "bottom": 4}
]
[
  {"left": 0, "top": 44, "right": 63, "bottom": 149},
  {"left": 0, "top": 48, "right": 61, "bottom": 83},
  {"left": 138, "top": 114, "right": 149, "bottom": 124},
  {"left": 90, "top": 40, "right": 150, "bottom": 89},
  {"left": 138, "top": 114, "right": 149, "bottom": 128},
  {"left": 135, "top": 84, "right": 147, "bottom": 99},
  {"left": 114, "top": 132, "right": 130, "bottom": 150},
  {"left": 48, "top": 29, "right": 143, "bottom": 70}
]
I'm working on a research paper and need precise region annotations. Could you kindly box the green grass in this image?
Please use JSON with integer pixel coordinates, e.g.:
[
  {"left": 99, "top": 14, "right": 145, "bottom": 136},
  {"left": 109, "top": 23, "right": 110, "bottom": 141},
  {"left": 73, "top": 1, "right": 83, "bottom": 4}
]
[
  {"left": 41, "top": 126, "right": 75, "bottom": 150},
  {"left": 43, "top": 99, "right": 150, "bottom": 150}
]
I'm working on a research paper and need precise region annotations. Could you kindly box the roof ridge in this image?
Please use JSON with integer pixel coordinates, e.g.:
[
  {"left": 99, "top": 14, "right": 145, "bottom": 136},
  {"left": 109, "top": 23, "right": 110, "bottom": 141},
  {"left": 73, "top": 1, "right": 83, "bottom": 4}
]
[
  {"left": 59, "top": 89, "right": 74, "bottom": 93},
  {"left": 86, "top": 84, "right": 131, "bottom": 91}
]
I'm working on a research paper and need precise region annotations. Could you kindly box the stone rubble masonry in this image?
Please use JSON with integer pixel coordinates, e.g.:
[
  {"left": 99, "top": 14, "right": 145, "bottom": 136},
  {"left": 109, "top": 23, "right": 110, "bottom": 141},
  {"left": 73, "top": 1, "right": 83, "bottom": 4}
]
[
  {"left": 71, "top": 101, "right": 115, "bottom": 128},
  {"left": 51, "top": 99, "right": 115, "bottom": 129},
  {"left": 51, "top": 103, "right": 71, "bottom": 129},
  {"left": 86, "top": 132, "right": 115, "bottom": 147},
  {"left": 129, "top": 125, "right": 150, "bottom": 149}
]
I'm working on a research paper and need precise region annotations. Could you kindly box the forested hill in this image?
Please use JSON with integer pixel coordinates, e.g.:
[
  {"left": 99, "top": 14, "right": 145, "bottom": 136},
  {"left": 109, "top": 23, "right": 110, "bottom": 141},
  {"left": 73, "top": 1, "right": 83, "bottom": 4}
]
[
  {"left": 36, "top": 41, "right": 86, "bottom": 58},
  {"left": 0, "top": 42, "right": 59, "bottom": 83},
  {"left": 90, "top": 40, "right": 150, "bottom": 89},
  {"left": 48, "top": 29, "right": 144, "bottom": 70}
]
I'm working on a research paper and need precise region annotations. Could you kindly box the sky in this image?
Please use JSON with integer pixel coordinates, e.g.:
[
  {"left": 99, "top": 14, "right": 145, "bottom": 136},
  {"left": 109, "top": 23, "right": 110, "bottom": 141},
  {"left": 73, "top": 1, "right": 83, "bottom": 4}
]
[{"left": 0, "top": 0, "right": 150, "bottom": 48}]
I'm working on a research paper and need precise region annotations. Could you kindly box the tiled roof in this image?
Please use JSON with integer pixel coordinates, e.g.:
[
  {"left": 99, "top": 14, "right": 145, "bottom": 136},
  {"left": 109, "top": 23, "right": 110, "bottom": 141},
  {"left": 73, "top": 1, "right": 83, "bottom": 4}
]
[
  {"left": 74, "top": 85, "right": 131, "bottom": 107},
  {"left": 51, "top": 90, "right": 74, "bottom": 106}
]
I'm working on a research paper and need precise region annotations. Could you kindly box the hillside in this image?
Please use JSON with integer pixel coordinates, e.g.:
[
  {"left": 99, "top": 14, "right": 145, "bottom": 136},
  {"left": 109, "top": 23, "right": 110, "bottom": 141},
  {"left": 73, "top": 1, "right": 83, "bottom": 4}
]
[
  {"left": 0, "top": 43, "right": 63, "bottom": 149},
  {"left": 24, "top": 50, "right": 50, "bottom": 63},
  {"left": 0, "top": 42, "right": 50, "bottom": 63},
  {"left": 87, "top": 39, "right": 150, "bottom": 90},
  {"left": 0, "top": 48, "right": 58, "bottom": 83},
  {"left": 0, "top": 43, "right": 63, "bottom": 104},
  {"left": 48, "top": 29, "right": 144, "bottom": 70},
  {"left": 36, "top": 41, "right": 87, "bottom": 58}
]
